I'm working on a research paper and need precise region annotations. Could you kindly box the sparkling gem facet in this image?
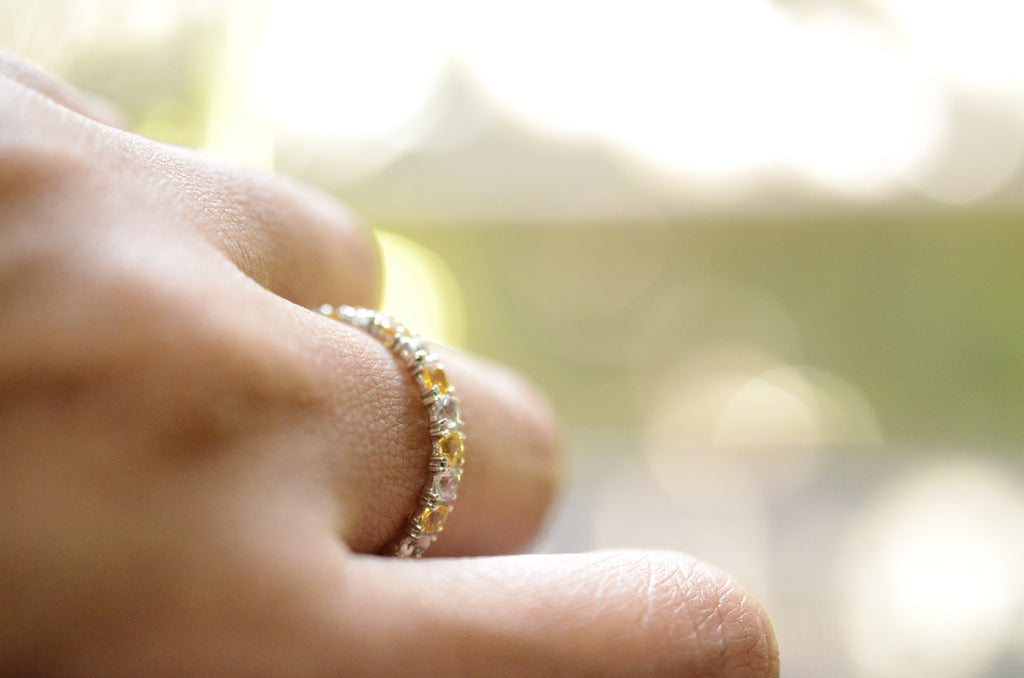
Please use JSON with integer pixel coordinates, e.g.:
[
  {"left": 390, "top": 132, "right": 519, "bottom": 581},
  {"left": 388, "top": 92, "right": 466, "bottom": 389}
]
[
  {"left": 430, "top": 394, "right": 460, "bottom": 425},
  {"left": 437, "top": 430, "right": 465, "bottom": 467},
  {"left": 376, "top": 315, "right": 406, "bottom": 341},
  {"left": 415, "top": 504, "right": 449, "bottom": 534},
  {"left": 420, "top": 361, "right": 450, "bottom": 393},
  {"left": 398, "top": 336, "right": 427, "bottom": 363},
  {"left": 394, "top": 534, "right": 434, "bottom": 557},
  {"left": 353, "top": 308, "right": 375, "bottom": 328},
  {"left": 432, "top": 468, "right": 461, "bottom": 502},
  {"left": 393, "top": 540, "right": 419, "bottom": 558}
]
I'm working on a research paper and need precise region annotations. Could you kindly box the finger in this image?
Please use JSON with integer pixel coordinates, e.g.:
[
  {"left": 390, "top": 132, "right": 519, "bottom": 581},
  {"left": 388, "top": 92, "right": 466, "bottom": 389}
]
[
  {"left": 0, "top": 50, "right": 125, "bottom": 128},
  {"left": 329, "top": 551, "right": 779, "bottom": 677},
  {"left": 304, "top": 312, "right": 562, "bottom": 556},
  {"left": 1, "top": 50, "right": 380, "bottom": 310},
  {"left": 124, "top": 141, "right": 383, "bottom": 310},
  {"left": 427, "top": 347, "right": 563, "bottom": 556},
  {"left": 210, "top": 167, "right": 382, "bottom": 310}
]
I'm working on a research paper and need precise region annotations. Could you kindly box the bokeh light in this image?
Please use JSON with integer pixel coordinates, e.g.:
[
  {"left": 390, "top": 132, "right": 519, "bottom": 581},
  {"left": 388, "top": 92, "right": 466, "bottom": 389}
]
[
  {"left": 453, "top": 0, "right": 947, "bottom": 195},
  {"left": 870, "top": 0, "right": 1024, "bottom": 96},
  {"left": 645, "top": 348, "right": 882, "bottom": 497},
  {"left": 904, "top": 98, "right": 1024, "bottom": 205},
  {"left": 10, "top": 0, "right": 1021, "bottom": 210},
  {"left": 246, "top": 0, "right": 446, "bottom": 142},
  {"left": 837, "top": 462, "right": 1024, "bottom": 678}
]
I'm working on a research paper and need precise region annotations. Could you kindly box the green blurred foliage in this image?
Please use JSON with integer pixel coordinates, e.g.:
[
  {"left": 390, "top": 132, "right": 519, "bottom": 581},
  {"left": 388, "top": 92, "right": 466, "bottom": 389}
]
[{"left": 390, "top": 214, "right": 1024, "bottom": 447}]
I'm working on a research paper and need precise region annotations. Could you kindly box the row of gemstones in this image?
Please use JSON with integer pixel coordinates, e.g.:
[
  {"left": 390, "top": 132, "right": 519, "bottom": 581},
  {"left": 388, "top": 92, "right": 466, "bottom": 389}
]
[{"left": 320, "top": 305, "right": 465, "bottom": 558}]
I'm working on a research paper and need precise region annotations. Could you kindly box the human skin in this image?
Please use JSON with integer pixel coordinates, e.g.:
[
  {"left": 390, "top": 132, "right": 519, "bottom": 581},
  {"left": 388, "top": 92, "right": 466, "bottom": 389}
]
[{"left": 0, "top": 52, "right": 779, "bottom": 677}]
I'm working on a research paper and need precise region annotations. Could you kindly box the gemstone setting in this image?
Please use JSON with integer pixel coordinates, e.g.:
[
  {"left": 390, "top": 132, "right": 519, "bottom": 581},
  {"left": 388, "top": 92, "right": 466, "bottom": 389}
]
[
  {"left": 321, "top": 304, "right": 465, "bottom": 558},
  {"left": 432, "top": 467, "right": 461, "bottom": 502},
  {"left": 418, "top": 359, "right": 450, "bottom": 394},
  {"left": 437, "top": 430, "right": 466, "bottom": 467},
  {"left": 415, "top": 503, "right": 450, "bottom": 534},
  {"left": 429, "top": 394, "right": 461, "bottom": 427}
]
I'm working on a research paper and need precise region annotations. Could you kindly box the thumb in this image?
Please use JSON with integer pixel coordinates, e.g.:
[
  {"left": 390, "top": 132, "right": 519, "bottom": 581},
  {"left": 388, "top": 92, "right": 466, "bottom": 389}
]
[{"left": 337, "top": 551, "right": 779, "bottom": 677}]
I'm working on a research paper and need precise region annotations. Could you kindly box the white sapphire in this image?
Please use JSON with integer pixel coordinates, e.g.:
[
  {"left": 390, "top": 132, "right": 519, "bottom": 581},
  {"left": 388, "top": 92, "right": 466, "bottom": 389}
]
[
  {"left": 398, "top": 336, "right": 427, "bottom": 363},
  {"left": 353, "top": 307, "right": 376, "bottom": 328},
  {"left": 432, "top": 468, "right": 461, "bottom": 502},
  {"left": 430, "top": 394, "right": 460, "bottom": 426},
  {"left": 393, "top": 534, "right": 433, "bottom": 558}
]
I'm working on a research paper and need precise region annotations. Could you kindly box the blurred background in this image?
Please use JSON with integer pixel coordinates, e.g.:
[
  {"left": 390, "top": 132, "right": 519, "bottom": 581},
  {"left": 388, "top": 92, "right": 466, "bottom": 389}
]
[{"left": 4, "top": 0, "right": 1023, "bottom": 675}]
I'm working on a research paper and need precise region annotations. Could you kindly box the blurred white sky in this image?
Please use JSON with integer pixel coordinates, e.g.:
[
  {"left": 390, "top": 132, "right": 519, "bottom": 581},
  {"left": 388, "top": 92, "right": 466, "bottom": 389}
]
[
  {"left": 242, "top": 0, "right": 1024, "bottom": 204},
  {"left": 5, "top": 0, "right": 1023, "bottom": 213}
]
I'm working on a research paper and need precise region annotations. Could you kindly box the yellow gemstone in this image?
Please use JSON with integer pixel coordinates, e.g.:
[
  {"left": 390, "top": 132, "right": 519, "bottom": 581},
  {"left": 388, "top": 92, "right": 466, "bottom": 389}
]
[
  {"left": 415, "top": 504, "right": 449, "bottom": 534},
  {"left": 437, "top": 430, "right": 465, "bottom": 467},
  {"left": 420, "top": 362, "right": 450, "bottom": 394}
]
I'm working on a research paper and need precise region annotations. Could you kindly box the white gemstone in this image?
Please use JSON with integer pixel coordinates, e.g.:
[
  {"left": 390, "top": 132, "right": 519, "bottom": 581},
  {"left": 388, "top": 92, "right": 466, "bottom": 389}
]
[
  {"left": 429, "top": 394, "right": 461, "bottom": 425},
  {"left": 353, "top": 308, "right": 375, "bottom": 328},
  {"left": 393, "top": 541, "right": 415, "bottom": 557},
  {"left": 393, "top": 537, "right": 425, "bottom": 558},
  {"left": 373, "top": 313, "right": 397, "bottom": 334},
  {"left": 432, "top": 468, "right": 461, "bottom": 502},
  {"left": 398, "top": 336, "right": 427, "bottom": 363},
  {"left": 410, "top": 534, "right": 435, "bottom": 554},
  {"left": 393, "top": 533, "right": 434, "bottom": 558}
]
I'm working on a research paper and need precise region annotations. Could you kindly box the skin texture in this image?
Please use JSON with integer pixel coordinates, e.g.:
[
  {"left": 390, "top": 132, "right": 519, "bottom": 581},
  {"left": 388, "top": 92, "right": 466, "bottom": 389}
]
[{"left": 0, "top": 51, "right": 779, "bottom": 677}]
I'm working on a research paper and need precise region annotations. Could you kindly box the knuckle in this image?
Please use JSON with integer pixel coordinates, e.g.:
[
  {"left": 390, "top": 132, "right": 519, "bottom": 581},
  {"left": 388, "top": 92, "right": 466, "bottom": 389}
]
[{"left": 169, "top": 157, "right": 380, "bottom": 308}]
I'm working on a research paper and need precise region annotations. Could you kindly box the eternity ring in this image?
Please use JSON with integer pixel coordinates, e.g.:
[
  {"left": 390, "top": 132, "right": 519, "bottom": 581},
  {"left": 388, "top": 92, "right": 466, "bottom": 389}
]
[{"left": 319, "top": 304, "right": 465, "bottom": 558}]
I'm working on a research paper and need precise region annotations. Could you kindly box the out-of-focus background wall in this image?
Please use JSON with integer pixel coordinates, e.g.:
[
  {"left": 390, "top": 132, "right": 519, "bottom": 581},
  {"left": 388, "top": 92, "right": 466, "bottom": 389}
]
[{"left": 5, "top": 1, "right": 1024, "bottom": 675}]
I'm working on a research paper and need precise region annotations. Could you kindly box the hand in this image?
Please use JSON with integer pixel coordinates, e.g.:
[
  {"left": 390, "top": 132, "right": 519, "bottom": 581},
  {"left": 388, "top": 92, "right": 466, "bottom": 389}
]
[{"left": 0, "top": 52, "right": 779, "bottom": 677}]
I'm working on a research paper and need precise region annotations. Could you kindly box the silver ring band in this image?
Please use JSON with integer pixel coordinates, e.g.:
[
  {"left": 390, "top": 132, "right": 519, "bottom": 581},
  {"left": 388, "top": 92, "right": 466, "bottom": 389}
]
[{"left": 319, "top": 304, "right": 464, "bottom": 558}]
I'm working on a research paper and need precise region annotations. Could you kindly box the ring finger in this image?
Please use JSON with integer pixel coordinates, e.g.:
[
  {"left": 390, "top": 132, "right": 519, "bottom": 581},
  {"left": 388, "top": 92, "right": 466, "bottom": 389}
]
[
  {"left": 155, "top": 143, "right": 563, "bottom": 557},
  {"left": 37, "top": 73, "right": 568, "bottom": 558}
]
